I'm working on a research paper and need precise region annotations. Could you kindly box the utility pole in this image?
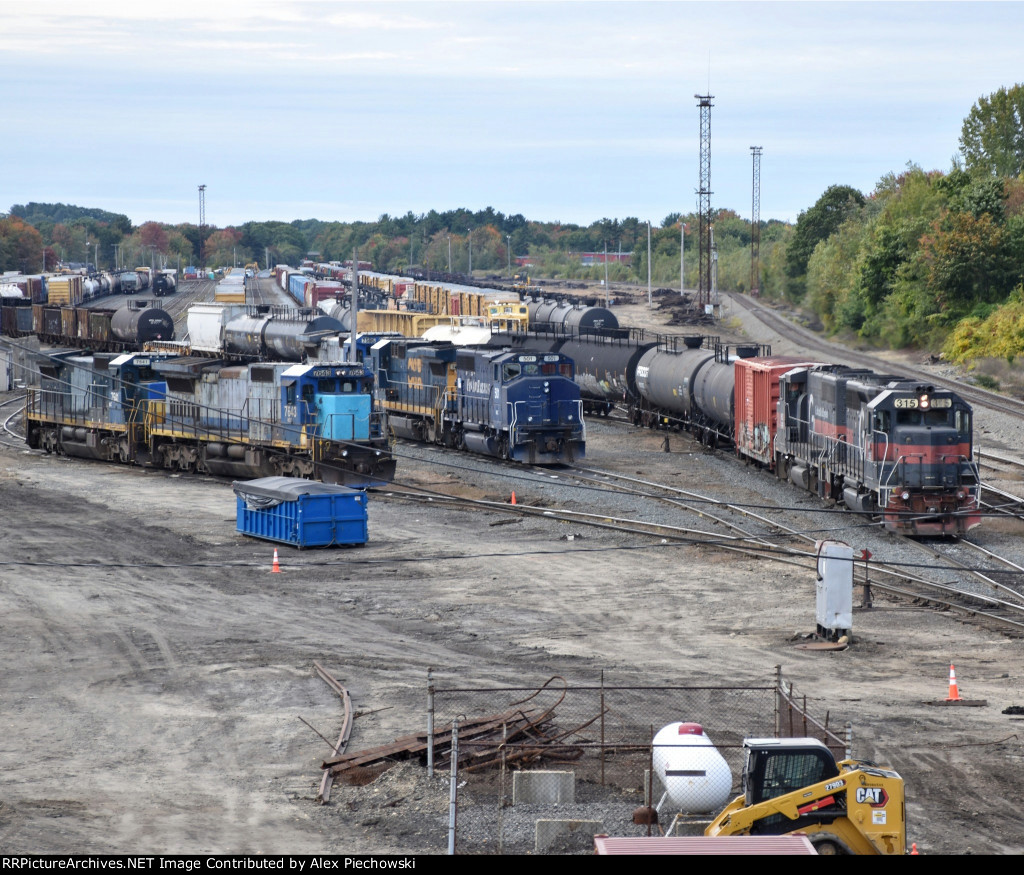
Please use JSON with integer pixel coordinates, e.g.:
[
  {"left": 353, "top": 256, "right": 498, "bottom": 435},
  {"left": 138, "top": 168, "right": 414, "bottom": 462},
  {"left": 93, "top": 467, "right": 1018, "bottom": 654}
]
[
  {"left": 467, "top": 229, "right": 472, "bottom": 275},
  {"left": 447, "top": 235, "right": 452, "bottom": 273},
  {"left": 198, "top": 184, "right": 207, "bottom": 271},
  {"left": 695, "top": 94, "right": 714, "bottom": 310},
  {"left": 750, "top": 146, "right": 763, "bottom": 296},
  {"left": 506, "top": 235, "right": 512, "bottom": 278},
  {"left": 603, "top": 240, "right": 609, "bottom": 308},
  {"left": 647, "top": 220, "right": 652, "bottom": 309}
]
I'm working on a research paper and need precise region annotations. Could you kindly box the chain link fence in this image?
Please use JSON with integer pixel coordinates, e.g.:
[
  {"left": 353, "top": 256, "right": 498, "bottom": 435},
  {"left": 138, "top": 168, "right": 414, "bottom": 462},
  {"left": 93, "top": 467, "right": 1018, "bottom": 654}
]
[{"left": 425, "top": 668, "right": 851, "bottom": 854}]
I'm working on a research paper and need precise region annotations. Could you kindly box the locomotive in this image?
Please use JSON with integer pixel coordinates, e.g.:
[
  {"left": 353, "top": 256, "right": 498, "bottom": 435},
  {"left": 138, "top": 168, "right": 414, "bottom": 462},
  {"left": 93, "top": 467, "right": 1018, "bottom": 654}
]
[
  {"left": 371, "top": 338, "right": 585, "bottom": 464},
  {"left": 483, "top": 330, "right": 980, "bottom": 535},
  {"left": 24, "top": 349, "right": 396, "bottom": 488}
]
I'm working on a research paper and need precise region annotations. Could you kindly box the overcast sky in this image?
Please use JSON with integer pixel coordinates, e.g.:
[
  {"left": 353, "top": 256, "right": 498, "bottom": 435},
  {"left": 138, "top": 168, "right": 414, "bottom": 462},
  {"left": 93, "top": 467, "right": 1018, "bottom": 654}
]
[{"left": 2, "top": 1, "right": 1021, "bottom": 229}]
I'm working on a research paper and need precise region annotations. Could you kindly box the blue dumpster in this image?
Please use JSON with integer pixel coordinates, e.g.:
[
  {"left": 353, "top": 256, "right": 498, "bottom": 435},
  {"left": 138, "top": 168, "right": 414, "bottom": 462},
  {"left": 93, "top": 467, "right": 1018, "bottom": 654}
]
[{"left": 233, "top": 477, "right": 368, "bottom": 548}]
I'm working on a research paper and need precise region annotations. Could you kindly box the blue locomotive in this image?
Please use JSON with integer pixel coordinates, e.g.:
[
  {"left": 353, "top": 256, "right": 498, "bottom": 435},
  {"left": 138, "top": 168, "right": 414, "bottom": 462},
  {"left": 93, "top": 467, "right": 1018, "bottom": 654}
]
[
  {"left": 24, "top": 350, "right": 396, "bottom": 488},
  {"left": 371, "top": 339, "right": 585, "bottom": 464}
]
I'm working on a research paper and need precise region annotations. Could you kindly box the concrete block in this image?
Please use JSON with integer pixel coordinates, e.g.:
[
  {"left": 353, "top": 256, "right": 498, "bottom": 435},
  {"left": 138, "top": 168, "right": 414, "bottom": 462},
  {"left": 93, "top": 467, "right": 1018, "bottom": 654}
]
[
  {"left": 512, "top": 770, "right": 575, "bottom": 804},
  {"left": 535, "top": 819, "right": 603, "bottom": 854}
]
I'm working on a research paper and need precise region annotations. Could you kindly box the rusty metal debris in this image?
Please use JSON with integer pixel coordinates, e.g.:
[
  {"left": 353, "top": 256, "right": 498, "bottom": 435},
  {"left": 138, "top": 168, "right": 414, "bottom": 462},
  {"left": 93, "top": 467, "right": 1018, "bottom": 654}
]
[
  {"left": 314, "top": 661, "right": 353, "bottom": 805},
  {"left": 321, "top": 676, "right": 609, "bottom": 781}
]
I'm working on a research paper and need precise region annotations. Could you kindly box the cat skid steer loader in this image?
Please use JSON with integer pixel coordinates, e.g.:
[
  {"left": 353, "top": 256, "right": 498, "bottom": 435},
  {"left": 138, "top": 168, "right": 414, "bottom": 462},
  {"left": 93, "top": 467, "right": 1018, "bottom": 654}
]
[{"left": 705, "top": 738, "right": 906, "bottom": 854}]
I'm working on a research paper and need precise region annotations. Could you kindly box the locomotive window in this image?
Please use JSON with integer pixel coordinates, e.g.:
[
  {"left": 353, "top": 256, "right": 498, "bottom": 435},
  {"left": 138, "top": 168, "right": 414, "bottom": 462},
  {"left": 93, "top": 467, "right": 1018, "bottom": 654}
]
[
  {"left": 956, "top": 410, "right": 970, "bottom": 434},
  {"left": 522, "top": 363, "right": 539, "bottom": 375},
  {"left": 302, "top": 384, "right": 314, "bottom": 402},
  {"left": 285, "top": 383, "right": 296, "bottom": 405},
  {"left": 896, "top": 410, "right": 921, "bottom": 426},
  {"left": 540, "top": 363, "right": 557, "bottom": 375},
  {"left": 503, "top": 363, "right": 521, "bottom": 380},
  {"left": 924, "top": 409, "right": 951, "bottom": 426},
  {"left": 560, "top": 364, "right": 573, "bottom": 378},
  {"left": 873, "top": 411, "right": 891, "bottom": 432}
]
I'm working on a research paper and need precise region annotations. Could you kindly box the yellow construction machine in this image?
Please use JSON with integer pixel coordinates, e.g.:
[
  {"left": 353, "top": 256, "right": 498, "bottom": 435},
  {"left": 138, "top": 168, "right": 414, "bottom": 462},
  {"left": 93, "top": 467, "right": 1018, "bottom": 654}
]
[{"left": 705, "top": 738, "right": 905, "bottom": 855}]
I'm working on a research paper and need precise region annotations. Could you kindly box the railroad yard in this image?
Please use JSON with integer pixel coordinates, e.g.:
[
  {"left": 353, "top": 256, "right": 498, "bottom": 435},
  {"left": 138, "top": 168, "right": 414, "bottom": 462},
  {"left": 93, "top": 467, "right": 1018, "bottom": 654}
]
[{"left": 3, "top": 280, "right": 1024, "bottom": 855}]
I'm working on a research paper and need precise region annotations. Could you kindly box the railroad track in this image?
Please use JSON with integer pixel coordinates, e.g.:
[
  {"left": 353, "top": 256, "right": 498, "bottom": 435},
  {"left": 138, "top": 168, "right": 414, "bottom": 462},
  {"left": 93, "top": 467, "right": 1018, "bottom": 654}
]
[
  {"left": 379, "top": 440, "right": 1024, "bottom": 636},
  {"left": 0, "top": 394, "right": 27, "bottom": 450},
  {"left": 728, "top": 292, "right": 1024, "bottom": 419}
]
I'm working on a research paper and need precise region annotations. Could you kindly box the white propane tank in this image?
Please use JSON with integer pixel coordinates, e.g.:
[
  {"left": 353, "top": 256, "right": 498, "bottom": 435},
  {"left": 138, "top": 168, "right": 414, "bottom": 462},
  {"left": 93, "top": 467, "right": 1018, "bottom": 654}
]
[{"left": 651, "top": 722, "right": 733, "bottom": 814}]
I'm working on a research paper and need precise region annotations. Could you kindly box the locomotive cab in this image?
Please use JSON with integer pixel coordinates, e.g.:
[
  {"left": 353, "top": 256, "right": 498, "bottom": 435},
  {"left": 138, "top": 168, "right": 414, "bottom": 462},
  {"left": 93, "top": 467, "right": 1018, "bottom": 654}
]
[{"left": 868, "top": 385, "right": 980, "bottom": 534}]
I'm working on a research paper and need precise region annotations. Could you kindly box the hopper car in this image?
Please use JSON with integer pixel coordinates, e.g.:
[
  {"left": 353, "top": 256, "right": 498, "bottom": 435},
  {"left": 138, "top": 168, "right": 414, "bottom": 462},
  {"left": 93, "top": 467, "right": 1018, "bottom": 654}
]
[
  {"left": 371, "top": 338, "right": 585, "bottom": 464},
  {"left": 24, "top": 350, "right": 395, "bottom": 488}
]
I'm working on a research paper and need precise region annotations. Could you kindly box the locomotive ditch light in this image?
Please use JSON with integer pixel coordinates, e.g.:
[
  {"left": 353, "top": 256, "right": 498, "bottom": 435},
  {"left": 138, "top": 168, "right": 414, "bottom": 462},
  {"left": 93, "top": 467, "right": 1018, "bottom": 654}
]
[{"left": 901, "top": 490, "right": 911, "bottom": 501}]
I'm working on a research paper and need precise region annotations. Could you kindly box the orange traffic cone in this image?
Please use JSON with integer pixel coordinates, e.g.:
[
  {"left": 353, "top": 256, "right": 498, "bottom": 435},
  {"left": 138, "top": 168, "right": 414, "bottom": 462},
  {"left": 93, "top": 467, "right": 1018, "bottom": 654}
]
[
  {"left": 510, "top": 491, "right": 517, "bottom": 505},
  {"left": 271, "top": 548, "right": 281, "bottom": 573},
  {"left": 945, "top": 664, "right": 960, "bottom": 701},
  {"left": 911, "top": 843, "right": 919, "bottom": 855}
]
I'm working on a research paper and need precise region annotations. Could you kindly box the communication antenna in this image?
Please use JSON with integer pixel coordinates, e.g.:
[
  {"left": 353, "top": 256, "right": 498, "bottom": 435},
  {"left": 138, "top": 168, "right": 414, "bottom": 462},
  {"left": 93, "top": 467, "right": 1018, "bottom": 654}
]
[
  {"left": 750, "top": 147, "right": 762, "bottom": 296},
  {"left": 695, "top": 94, "right": 714, "bottom": 310}
]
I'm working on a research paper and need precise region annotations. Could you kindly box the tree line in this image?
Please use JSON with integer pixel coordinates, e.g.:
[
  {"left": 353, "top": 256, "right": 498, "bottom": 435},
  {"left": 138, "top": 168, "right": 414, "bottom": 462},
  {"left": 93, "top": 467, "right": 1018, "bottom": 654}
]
[{"left": 4, "top": 83, "right": 1022, "bottom": 365}]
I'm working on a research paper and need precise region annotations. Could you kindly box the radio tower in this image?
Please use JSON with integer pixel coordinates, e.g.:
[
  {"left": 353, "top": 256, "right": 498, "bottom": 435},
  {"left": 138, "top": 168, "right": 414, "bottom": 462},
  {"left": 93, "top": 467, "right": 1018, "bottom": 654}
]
[
  {"left": 695, "top": 94, "right": 714, "bottom": 310},
  {"left": 750, "top": 147, "right": 762, "bottom": 296},
  {"left": 198, "top": 184, "right": 207, "bottom": 271}
]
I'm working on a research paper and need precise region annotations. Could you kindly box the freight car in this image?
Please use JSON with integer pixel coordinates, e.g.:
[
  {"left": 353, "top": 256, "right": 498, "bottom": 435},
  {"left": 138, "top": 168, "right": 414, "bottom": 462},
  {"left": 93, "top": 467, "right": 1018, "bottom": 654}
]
[
  {"left": 31, "top": 299, "right": 175, "bottom": 351},
  {"left": 525, "top": 297, "right": 621, "bottom": 336},
  {"left": 371, "top": 338, "right": 585, "bottom": 464},
  {"left": 481, "top": 329, "right": 980, "bottom": 534},
  {"left": 24, "top": 350, "right": 395, "bottom": 488},
  {"left": 630, "top": 342, "right": 980, "bottom": 535}
]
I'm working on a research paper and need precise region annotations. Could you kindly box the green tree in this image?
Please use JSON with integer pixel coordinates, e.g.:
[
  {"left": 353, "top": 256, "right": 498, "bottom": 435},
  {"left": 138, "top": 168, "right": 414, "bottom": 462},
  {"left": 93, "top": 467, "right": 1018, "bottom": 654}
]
[
  {"left": 959, "top": 84, "right": 1024, "bottom": 178},
  {"left": 784, "top": 185, "right": 865, "bottom": 300}
]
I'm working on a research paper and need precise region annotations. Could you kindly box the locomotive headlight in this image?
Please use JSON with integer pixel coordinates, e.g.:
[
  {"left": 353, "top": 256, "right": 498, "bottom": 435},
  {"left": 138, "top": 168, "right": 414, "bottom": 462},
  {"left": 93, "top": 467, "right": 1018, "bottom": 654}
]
[
  {"left": 956, "top": 490, "right": 966, "bottom": 500},
  {"left": 919, "top": 394, "right": 930, "bottom": 409},
  {"left": 901, "top": 490, "right": 910, "bottom": 501},
  {"left": 341, "top": 450, "right": 349, "bottom": 457}
]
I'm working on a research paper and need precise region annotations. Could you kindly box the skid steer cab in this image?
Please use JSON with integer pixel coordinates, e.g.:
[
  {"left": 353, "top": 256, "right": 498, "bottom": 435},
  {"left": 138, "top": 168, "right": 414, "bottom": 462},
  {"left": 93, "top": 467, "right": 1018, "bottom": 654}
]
[{"left": 705, "top": 738, "right": 906, "bottom": 855}]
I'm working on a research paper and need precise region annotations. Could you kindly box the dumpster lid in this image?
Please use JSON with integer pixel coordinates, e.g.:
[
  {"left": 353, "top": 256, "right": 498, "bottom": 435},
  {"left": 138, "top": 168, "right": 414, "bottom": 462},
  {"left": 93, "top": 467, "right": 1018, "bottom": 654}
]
[{"left": 232, "top": 477, "right": 359, "bottom": 501}]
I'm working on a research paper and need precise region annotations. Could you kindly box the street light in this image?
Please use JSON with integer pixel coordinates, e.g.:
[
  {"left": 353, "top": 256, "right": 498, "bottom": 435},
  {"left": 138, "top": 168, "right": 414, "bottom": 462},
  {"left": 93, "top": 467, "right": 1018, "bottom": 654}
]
[{"left": 467, "top": 228, "right": 472, "bottom": 275}]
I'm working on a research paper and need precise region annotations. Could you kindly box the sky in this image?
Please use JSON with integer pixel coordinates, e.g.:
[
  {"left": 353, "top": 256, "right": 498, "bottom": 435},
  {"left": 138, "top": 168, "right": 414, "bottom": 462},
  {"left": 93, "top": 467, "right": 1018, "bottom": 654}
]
[{"left": 1, "top": 1, "right": 1022, "bottom": 230}]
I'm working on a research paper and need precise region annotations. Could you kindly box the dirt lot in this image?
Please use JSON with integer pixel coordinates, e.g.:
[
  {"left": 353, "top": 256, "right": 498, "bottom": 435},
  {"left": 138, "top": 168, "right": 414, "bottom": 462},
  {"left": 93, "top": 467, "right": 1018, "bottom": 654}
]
[{"left": 2, "top": 294, "right": 1024, "bottom": 855}]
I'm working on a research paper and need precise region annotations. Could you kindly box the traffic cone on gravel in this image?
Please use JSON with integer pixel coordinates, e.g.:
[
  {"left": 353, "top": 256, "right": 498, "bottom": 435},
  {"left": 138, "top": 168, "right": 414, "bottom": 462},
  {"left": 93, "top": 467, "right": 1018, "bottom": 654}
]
[
  {"left": 271, "top": 549, "right": 281, "bottom": 573},
  {"left": 946, "top": 664, "right": 961, "bottom": 701},
  {"left": 510, "top": 491, "right": 517, "bottom": 505}
]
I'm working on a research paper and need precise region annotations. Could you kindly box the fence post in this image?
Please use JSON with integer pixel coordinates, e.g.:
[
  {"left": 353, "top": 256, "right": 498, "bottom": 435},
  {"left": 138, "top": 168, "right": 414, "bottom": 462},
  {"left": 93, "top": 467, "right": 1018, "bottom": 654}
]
[
  {"left": 448, "top": 717, "right": 459, "bottom": 856},
  {"left": 600, "top": 669, "right": 606, "bottom": 786},
  {"left": 845, "top": 722, "right": 853, "bottom": 761},
  {"left": 774, "top": 665, "right": 782, "bottom": 736},
  {"left": 427, "top": 667, "right": 435, "bottom": 778}
]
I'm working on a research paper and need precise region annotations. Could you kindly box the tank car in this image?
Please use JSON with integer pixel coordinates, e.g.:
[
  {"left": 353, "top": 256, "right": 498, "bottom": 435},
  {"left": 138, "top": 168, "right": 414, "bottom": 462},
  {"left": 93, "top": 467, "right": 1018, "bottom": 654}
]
[
  {"left": 526, "top": 297, "right": 620, "bottom": 335},
  {"left": 372, "top": 338, "right": 585, "bottom": 464},
  {"left": 119, "top": 271, "right": 140, "bottom": 294},
  {"left": 111, "top": 300, "right": 175, "bottom": 346},
  {"left": 222, "top": 306, "right": 343, "bottom": 361}
]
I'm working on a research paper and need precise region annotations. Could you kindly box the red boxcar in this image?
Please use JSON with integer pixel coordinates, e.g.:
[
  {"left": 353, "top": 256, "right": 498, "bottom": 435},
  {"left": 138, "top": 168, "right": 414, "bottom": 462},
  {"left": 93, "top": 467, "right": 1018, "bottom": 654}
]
[{"left": 733, "top": 356, "right": 829, "bottom": 469}]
